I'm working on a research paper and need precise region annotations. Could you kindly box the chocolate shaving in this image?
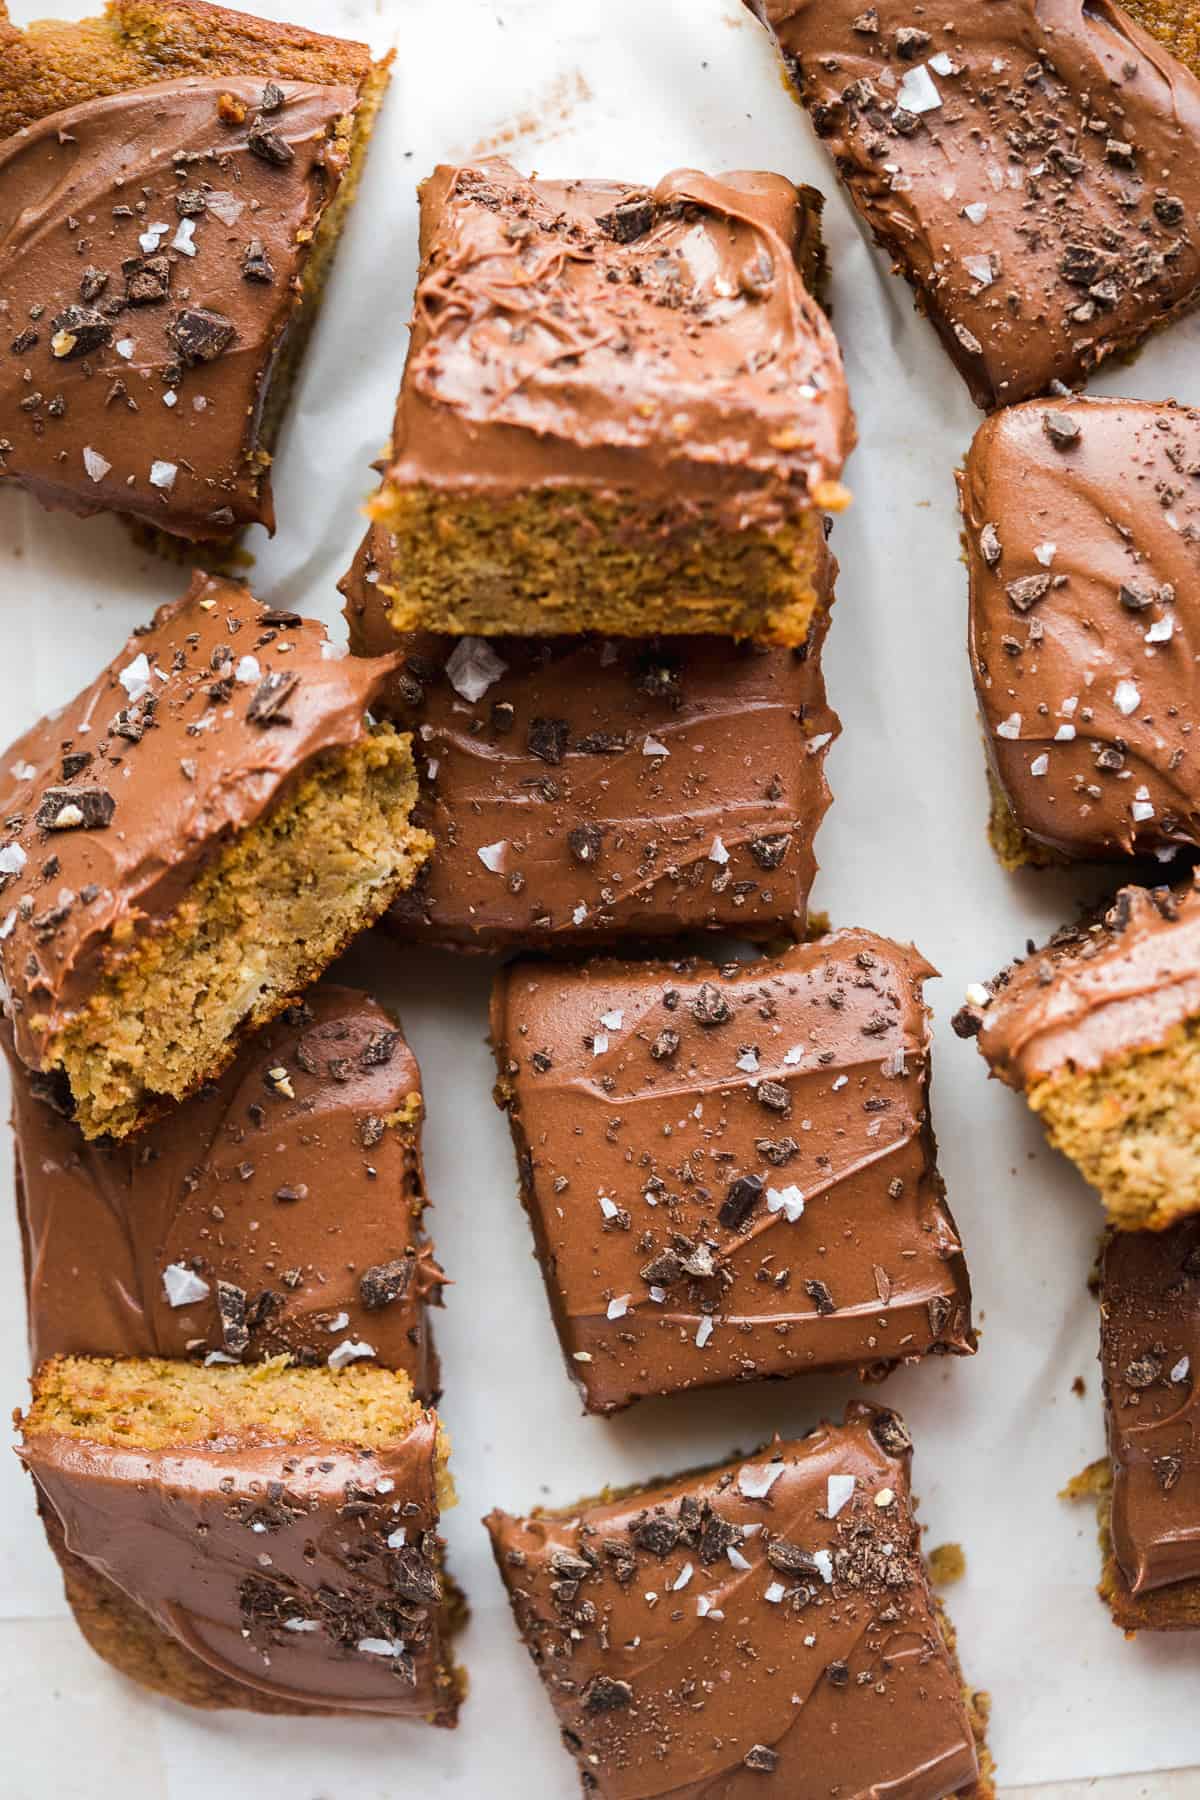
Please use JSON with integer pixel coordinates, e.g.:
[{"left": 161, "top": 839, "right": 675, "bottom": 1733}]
[{"left": 360, "top": 1258, "right": 415, "bottom": 1311}]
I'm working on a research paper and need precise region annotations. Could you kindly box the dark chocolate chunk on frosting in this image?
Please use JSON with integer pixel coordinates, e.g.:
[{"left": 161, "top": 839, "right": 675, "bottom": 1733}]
[
  {"left": 485, "top": 1403, "right": 982, "bottom": 1798},
  {"left": 0, "top": 76, "right": 357, "bottom": 539},
  {"left": 383, "top": 156, "right": 854, "bottom": 530},
  {"left": 342, "top": 524, "right": 840, "bottom": 947},
  {"left": 1102, "top": 1220, "right": 1200, "bottom": 1598},
  {"left": 9, "top": 985, "right": 444, "bottom": 1392},
  {"left": 0, "top": 571, "right": 401, "bottom": 1078},
  {"left": 490, "top": 932, "right": 974, "bottom": 1413},
  {"left": 746, "top": 0, "right": 1200, "bottom": 407},
  {"left": 962, "top": 397, "right": 1200, "bottom": 862}
]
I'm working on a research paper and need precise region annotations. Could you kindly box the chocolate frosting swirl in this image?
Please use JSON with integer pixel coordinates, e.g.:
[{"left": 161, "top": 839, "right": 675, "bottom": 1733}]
[
  {"left": 491, "top": 932, "right": 973, "bottom": 1413},
  {"left": 21, "top": 1413, "right": 451, "bottom": 1716},
  {"left": 10, "top": 985, "right": 443, "bottom": 1392},
  {"left": 344, "top": 524, "right": 839, "bottom": 947},
  {"left": 963, "top": 397, "right": 1200, "bottom": 861},
  {"left": 1102, "top": 1220, "right": 1200, "bottom": 1597},
  {"left": 746, "top": 0, "right": 1200, "bottom": 408},
  {"left": 0, "top": 75, "right": 356, "bottom": 539},
  {"left": 0, "top": 571, "right": 403, "bottom": 1075},
  {"left": 384, "top": 157, "right": 853, "bottom": 531},
  {"left": 486, "top": 1403, "right": 980, "bottom": 1798}
]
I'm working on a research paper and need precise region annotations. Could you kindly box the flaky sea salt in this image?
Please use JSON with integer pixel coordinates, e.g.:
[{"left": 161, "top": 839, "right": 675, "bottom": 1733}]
[
  {"left": 162, "top": 1264, "right": 210, "bottom": 1307},
  {"left": 738, "top": 1462, "right": 785, "bottom": 1500},
  {"left": 82, "top": 446, "right": 111, "bottom": 483},
  {"left": 827, "top": 1474, "right": 856, "bottom": 1518},
  {"left": 1114, "top": 680, "right": 1140, "bottom": 716},
  {"left": 328, "top": 1338, "right": 376, "bottom": 1370},
  {"left": 445, "top": 636, "right": 507, "bottom": 702},
  {"left": 766, "top": 1185, "right": 805, "bottom": 1223}
]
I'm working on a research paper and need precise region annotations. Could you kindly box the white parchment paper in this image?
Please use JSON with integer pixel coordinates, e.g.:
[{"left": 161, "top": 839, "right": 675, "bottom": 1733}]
[{"left": 2, "top": 0, "right": 1200, "bottom": 1791}]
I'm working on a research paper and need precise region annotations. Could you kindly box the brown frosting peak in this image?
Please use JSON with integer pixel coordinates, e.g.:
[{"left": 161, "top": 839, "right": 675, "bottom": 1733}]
[
  {"left": 747, "top": 0, "right": 1200, "bottom": 407},
  {"left": 966, "top": 872, "right": 1200, "bottom": 1085},
  {"left": 11, "top": 984, "right": 443, "bottom": 1392},
  {"left": 0, "top": 571, "right": 401, "bottom": 1074},
  {"left": 343, "top": 524, "right": 839, "bottom": 948},
  {"left": 491, "top": 932, "right": 973, "bottom": 1413},
  {"left": 963, "top": 397, "right": 1200, "bottom": 862},
  {"left": 384, "top": 157, "right": 853, "bottom": 531},
  {"left": 486, "top": 1403, "right": 981, "bottom": 1798},
  {"left": 0, "top": 75, "right": 357, "bottom": 539},
  {"left": 1101, "top": 1220, "right": 1200, "bottom": 1597},
  {"left": 22, "top": 1413, "right": 452, "bottom": 1716}
]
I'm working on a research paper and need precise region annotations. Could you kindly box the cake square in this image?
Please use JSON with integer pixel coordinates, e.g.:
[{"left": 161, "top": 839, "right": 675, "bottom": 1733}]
[
  {"left": 490, "top": 933, "right": 974, "bottom": 1413},
  {"left": 18, "top": 1354, "right": 462, "bottom": 1718},
  {"left": 342, "top": 523, "right": 839, "bottom": 948},
  {"left": 11, "top": 984, "right": 444, "bottom": 1395},
  {"left": 1096, "top": 1219, "right": 1200, "bottom": 1630},
  {"left": 0, "top": 0, "right": 389, "bottom": 544},
  {"left": 962, "top": 397, "right": 1200, "bottom": 870},
  {"left": 745, "top": 0, "right": 1200, "bottom": 408},
  {"left": 367, "top": 157, "right": 853, "bottom": 644},
  {"left": 0, "top": 572, "right": 430, "bottom": 1141},
  {"left": 485, "top": 1403, "right": 991, "bottom": 1798},
  {"left": 961, "top": 872, "right": 1200, "bottom": 1232}
]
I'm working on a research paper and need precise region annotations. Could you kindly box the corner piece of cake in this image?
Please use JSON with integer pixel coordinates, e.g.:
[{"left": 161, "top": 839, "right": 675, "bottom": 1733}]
[
  {"left": 744, "top": 0, "right": 1200, "bottom": 408},
  {"left": 367, "top": 157, "right": 854, "bottom": 644},
  {"left": 1094, "top": 1220, "right": 1200, "bottom": 1631},
  {"left": 961, "top": 396, "right": 1200, "bottom": 869},
  {"left": 18, "top": 1354, "right": 463, "bottom": 1718},
  {"left": 342, "top": 524, "right": 840, "bottom": 947},
  {"left": 490, "top": 933, "right": 974, "bottom": 1413},
  {"left": 0, "top": 0, "right": 390, "bottom": 545},
  {"left": 10, "top": 984, "right": 444, "bottom": 1394},
  {"left": 485, "top": 1403, "right": 992, "bottom": 1797},
  {"left": 0, "top": 572, "right": 431, "bottom": 1141},
  {"left": 958, "top": 874, "right": 1200, "bottom": 1231}
]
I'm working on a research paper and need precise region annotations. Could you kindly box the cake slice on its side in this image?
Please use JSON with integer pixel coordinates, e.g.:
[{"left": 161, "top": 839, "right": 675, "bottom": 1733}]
[
  {"left": 0, "top": 0, "right": 390, "bottom": 547},
  {"left": 0, "top": 573, "right": 431, "bottom": 1141},
  {"left": 367, "top": 158, "right": 853, "bottom": 644},
  {"left": 485, "top": 1404, "right": 992, "bottom": 1797},
  {"left": 18, "top": 1355, "right": 464, "bottom": 1719},
  {"left": 959, "top": 875, "right": 1200, "bottom": 1232}
]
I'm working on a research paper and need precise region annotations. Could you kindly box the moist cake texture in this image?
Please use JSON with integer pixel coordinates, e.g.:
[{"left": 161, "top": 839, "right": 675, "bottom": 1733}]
[
  {"left": 490, "top": 932, "right": 974, "bottom": 1412},
  {"left": 343, "top": 524, "right": 840, "bottom": 948},
  {"left": 962, "top": 397, "right": 1200, "bottom": 868},
  {"left": 745, "top": 0, "right": 1200, "bottom": 408},
  {"left": 0, "top": 0, "right": 388, "bottom": 543},
  {"left": 1097, "top": 1219, "right": 1200, "bottom": 1629},
  {"left": 369, "top": 157, "right": 853, "bottom": 643},
  {"left": 485, "top": 1403, "right": 991, "bottom": 1797},
  {"left": 11, "top": 985, "right": 443, "bottom": 1391},
  {"left": 0, "top": 572, "right": 430, "bottom": 1141},
  {"left": 960, "top": 873, "right": 1200, "bottom": 1231},
  {"left": 19, "top": 1353, "right": 461, "bottom": 1718}
]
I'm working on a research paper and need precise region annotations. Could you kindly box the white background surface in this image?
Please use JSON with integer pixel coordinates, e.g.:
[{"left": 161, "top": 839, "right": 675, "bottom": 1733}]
[{"left": 1, "top": 0, "right": 1199, "bottom": 1793}]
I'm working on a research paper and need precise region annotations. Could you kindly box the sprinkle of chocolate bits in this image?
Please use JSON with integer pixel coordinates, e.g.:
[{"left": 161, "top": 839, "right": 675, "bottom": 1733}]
[
  {"left": 689, "top": 981, "right": 730, "bottom": 1027},
  {"left": 582, "top": 1674, "right": 633, "bottom": 1712},
  {"left": 241, "top": 239, "right": 276, "bottom": 283},
  {"left": 567, "top": 822, "right": 603, "bottom": 866},
  {"left": 527, "top": 716, "right": 570, "bottom": 764},
  {"left": 360, "top": 1258, "right": 415, "bottom": 1311},
  {"left": 216, "top": 1280, "right": 250, "bottom": 1355},
  {"left": 122, "top": 255, "right": 172, "bottom": 306},
  {"left": 650, "top": 1028, "right": 680, "bottom": 1061},
  {"left": 247, "top": 112, "right": 295, "bottom": 166},
  {"left": 596, "top": 196, "right": 655, "bottom": 243},
  {"left": 804, "top": 1278, "right": 836, "bottom": 1315},
  {"left": 742, "top": 1746, "right": 779, "bottom": 1774},
  {"left": 167, "top": 308, "right": 236, "bottom": 366},
  {"left": 246, "top": 671, "right": 300, "bottom": 726}
]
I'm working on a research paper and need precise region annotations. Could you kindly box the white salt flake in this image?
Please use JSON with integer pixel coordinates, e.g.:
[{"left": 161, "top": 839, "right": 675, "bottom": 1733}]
[
  {"left": 119, "top": 652, "right": 152, "bottom": 701},
  {"left": 356, "top": 1637, "right": 406, "bottom": 1658},
  {"left": 672, "top": 1562, "right": 694, "bottom": 1591},
  {"left": 592, "top": 1033, "right": 609, "bottom": 1057},
  {"left": 325, "top": 1311, "right": 350, "bottom": 1333},
  {"left": 387, "top": 1527, "right": 407, "bottom": 1549},
  {"left": 445, "top": 636, "right": 507, "bottom": 702},
  {"left": 783, "top": 1044, "right": 805, "bottom": 1065},
  {"left": 235, "top": 655, "right": 261, "bottom": 684},
  {"left": 898, "top": 64, "right": 942, "bottom": 113},
  {"left": 328, "top": 1338, "right": 376, "bottom": 1370},
  {"left": 1146, "top": 616, "right": 1175, "bottom": 644},
  {"left": 709, "top": 835, "right": 729, "bottom": 866},
  {"left": 477, "top": 840, "right": 508, "bottom": 874},
  {"left": 738, "top": 1462, "right": 785, "bottom": 1500},
  {"left": 737, "top": 1048, "right": 760, "bottom": 1073},
  {"left": 1034, "top": 542, "right": 1057, "bottom": 566},
  {"left": 600, "top": 1009, "right": 624, "bottom": 1031},
  {"left": 1172, "top": 1356, "right": 1191, "bottom": 1383},
  {"left": 138, "top": 222, "right": 169, "bottom": 252},
  {"left": 964, "top": 254, "right": 995, "bottom": 288},
  {"left": 766, "top": 1185, "right": 805, "bottom": 1224},
  {"left": 599, "top": 1195, "right": 620, "bottom": 1220},
  {"left": 806, "top": 731, "right": 833, "bottom": 755},
  {"left": 204, "top": 1350, "right": 238, "bottom": 1366},
  {"left": 813, "top": 1550, "right": 834, "bottom": 1585},
  {"left": 0, "top": 843, "right": 27, "bottom": 876},
  {"left": 162, "top": 1264, "right": 210, "bottom": 1307},
  {"left": 284, "top": 1618, "right": 319, "bottom": 1632},
  {"left": 649, "top": 1285, "right": 666, "bottom": 1303},
  {"left": 82, "top": 446, "right": 111, "bottom": 483},
  {"left": 205, "top": 191, "right": 245, "bottom": 226},
  {"left": 827, "top": 1474, "right": 856, "bottom": 1518},
  {"left": 1131, "top": 800, "right": 1155, "bottom": 823},
  {"left": 606, "top": 1295, "right": 631, "bottom": 1321},
  {"left": 996, "top": 713, "right": 1021, "bottom": 739},
  {"left": 1030, "top": 754, "right": 1049, "bottom": 777},
  {"left": 149, "top": 459, "right": 177, "bottom": 490},
  {"left": 0, "top": 909, "right": 16, "bottom": 941},
  {"left": 643, "top": 735, "right": 670, "bottom": 757},
  {"left": 172, "top": 218, "right": 197, "bottom": 257},
  {"left": 963, "top": 201, "right": 989, "bottom": 224},
  {"left": 832, "top": 1075, "right": 848, "bottom": 1091},
  {"left": 727, "top": 1546, "right": 751, "bottom": 1571},
  {"left": 572, "top": 904, "right": 588, "bottom": 926},
  {"left": 1062, "top": 696, "right": 1079, "bottom": 714},
  {"left": 696, "top": 1594, "right": 724, "bottom": 1620},
  {"left": 1054, "top": 724, "right": 1076, "bottom": 742},
  {"left": 162, "top": 390, "right": 177, "bottom": 408},
  {"left": 764, "top": 1582, "right": 786, "bottom": 1604},
  {"left": 115, "top": 338, "right": 134, "bottom": 360},
  {"left": 695, "top": 1315, "right": 714, "bottom": 1349},
  {"left": 1114, "top": 680, "right": 1140, "bottom": 716}
]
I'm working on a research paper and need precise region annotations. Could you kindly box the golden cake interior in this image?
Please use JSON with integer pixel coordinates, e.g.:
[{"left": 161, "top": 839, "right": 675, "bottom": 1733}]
[
  {"left": 1026, "top": 1015, "right": 1200, "bottom": 1233},
  {"left": 1121, "top": 0, "right": 1200, "bottom": 78},
  {"left": 46, "top": 727, "right": 431, "bottom": 1142}
]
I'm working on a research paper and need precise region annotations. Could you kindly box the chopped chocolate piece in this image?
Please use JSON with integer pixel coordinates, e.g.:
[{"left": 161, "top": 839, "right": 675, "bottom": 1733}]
[
  {"left": 166, "top": 307, "right": 236, "bottom": 365},
  {"left": 49, "top": 305, "right": 111, "bottom": 358},
  {"left": 490, "top": 934, "right": 974, "bottom": 1411},
  {"left": 596, "top": 195, "right": 655, "bottom": 242},
  {"left": 122, "top": 254, "right": 172, "bottom": 306},
  {"left": 241, "top": 239, "right": 276, "bottom": 283},
  {"left": 246, "top": 670, "right": 300, "bottom": 725},
  {"left": 34, "top": 786, "right": 114, "bottom": 831},
  {"left": 360, "top": 1258, "right": 416, "bottom": 1312},
  {"left": 247, "top": 114, "right": 295, "bottom": 165}
]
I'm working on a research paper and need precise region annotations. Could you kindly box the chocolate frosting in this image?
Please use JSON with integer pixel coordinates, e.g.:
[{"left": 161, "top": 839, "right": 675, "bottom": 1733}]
[
  {"left": 0, "top": 75, "right": 357, "bottom": 539},
  {"left": 486, "top": 1402, "right": 980, "bottom": 1798},
  {"left": 491, "top": 932, "right": 974, "bottom": 1414},
  {"left": 10, "top": 985, "right": 443, "bottom": 1392},
  {"left": 746, "top": 0, "right": 1200, "bottom": 408},
  {"left": 963, "top": 397, "right": 1200, "bottom": 861},
  {"left": 343, "top": 524, "right": 838, "bottom": 948},
  {"left": 0, "top": 571, "right": 405, "bottom": 1075},
  {"left": 21, "top": 1411, "right": 451, "bottom": 1716},
  {"left": 1101, "top": 1220, "right": 1200, "bottom": 1596},
  {"left": 967, "top": 872, "right": 1200, "bottom": 1086},
  {"left": 382, "top": 157, "right": 853, "bottom": 531}
]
